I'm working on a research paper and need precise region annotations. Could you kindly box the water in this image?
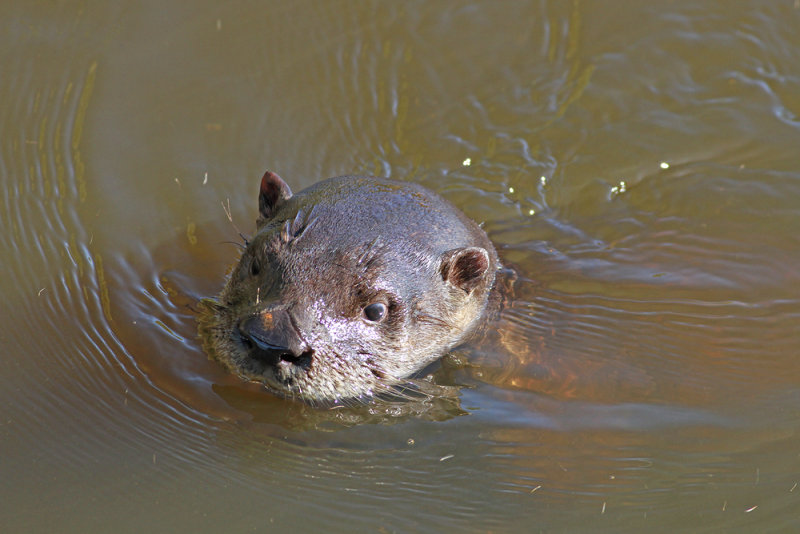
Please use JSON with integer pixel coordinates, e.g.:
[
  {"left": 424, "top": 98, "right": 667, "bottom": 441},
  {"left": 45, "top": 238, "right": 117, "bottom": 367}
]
[{"left": 2, "top": 1, "right": 800, "bottom": 531}]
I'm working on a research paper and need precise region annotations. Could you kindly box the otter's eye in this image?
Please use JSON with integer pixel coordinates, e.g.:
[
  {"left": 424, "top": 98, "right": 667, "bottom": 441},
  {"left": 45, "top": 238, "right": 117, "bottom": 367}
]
[
  {"left": 250, "top": 259, "right": 260, "bottom": 277},
  {"left": 363, "top": 302, "right": 387, "bottom": 323}
]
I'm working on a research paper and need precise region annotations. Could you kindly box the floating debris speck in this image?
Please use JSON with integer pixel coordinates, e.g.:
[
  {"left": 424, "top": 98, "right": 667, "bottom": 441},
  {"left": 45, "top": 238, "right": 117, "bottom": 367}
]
[
  {"left": 540, "top": 176, "right": 547, "bottom": 186},
  {"left": 462, "top": 158, "right": 471, "bottom": 166},
  {"left": 508, "top": 187, "right": 515, "bottom": 194},
  {"left": 660, "top": 161, "right": 670, "bottom": 169}
]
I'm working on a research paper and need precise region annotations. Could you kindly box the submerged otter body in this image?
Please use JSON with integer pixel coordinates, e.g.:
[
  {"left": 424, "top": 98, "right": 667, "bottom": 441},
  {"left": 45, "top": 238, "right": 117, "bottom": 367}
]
[{"left": 201, "top": 171, "right": 499, "bottom": 403}]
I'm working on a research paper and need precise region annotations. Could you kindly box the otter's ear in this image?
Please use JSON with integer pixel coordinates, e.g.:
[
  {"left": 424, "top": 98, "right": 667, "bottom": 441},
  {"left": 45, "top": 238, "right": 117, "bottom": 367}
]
[
  {"left": 258, "top": 170, "right": 292, "bottom": 224},
  {"left": 439, "top": 247, "right": 490, "bottom": 294}
]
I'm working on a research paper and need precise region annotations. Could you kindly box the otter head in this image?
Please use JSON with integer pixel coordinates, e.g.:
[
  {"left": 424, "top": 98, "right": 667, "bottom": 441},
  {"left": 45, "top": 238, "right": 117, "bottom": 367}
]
[{"left": 202, "top": 170, "right": 498, "bottom": 404}]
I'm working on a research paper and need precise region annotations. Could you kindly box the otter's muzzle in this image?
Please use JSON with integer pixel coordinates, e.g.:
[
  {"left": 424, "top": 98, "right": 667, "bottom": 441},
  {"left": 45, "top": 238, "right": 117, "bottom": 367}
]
[{"left": 237, "top": 312, "right": 312, "bottom": 370}]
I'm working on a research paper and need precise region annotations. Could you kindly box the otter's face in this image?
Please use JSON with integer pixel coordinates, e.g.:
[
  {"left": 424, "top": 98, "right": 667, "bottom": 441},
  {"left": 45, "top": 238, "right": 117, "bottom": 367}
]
[{"left": 199, "top": 171, "right": 495, "bottom": 404}]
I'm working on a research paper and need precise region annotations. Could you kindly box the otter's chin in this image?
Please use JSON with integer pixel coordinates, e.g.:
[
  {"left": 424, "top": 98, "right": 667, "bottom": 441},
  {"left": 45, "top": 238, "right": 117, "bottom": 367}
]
[{"left": 228, "top": 351, "right": 374, "bottom": 404}]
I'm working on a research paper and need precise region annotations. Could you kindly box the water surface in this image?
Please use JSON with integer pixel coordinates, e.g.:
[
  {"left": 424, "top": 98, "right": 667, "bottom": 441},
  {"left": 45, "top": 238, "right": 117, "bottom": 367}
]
[{"left": 2, "top": 1, "right": 800, "bottom": 532}]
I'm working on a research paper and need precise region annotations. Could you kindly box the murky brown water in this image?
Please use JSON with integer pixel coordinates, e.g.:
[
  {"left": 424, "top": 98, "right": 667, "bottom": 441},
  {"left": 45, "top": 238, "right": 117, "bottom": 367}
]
[{"left": 3, "top": 1, "right": 800, "bottom": 531}]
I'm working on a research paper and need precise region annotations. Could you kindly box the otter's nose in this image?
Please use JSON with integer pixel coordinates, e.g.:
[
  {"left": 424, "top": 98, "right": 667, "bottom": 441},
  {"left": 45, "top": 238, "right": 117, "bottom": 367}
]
[{"left": 238, "top": 315, "right": 312, "bottom": 369}]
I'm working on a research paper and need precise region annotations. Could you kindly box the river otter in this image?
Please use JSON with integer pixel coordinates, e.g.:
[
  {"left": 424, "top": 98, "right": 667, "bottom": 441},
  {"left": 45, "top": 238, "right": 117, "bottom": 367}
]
[{"left": 200, "top": 171, "right": 499, "bottom": 404}]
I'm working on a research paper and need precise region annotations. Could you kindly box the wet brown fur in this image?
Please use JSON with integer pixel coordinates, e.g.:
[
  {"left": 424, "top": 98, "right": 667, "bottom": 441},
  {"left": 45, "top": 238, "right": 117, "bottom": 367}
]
[{"left": 199, "top": 172, "right": 499, "bottom": 404}]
